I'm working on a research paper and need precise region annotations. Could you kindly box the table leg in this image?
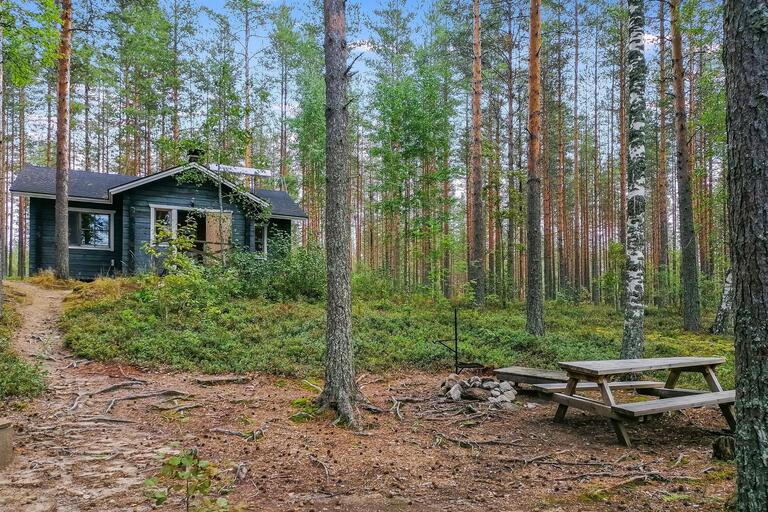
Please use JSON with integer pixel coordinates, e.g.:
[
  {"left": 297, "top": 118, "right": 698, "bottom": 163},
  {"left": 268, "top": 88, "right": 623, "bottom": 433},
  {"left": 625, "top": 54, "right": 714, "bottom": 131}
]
[
  {"left": 596, "top": 378, "right": 632, "bottom": 447},
  {"left": 702, "top": 366, "right": 737, "bottom": 432},
  {"left": 665, "top": 369, "right": 682, "bottom": 389},
  {"left": 554, "top": 377, "right": 578, "bottom": 423}
]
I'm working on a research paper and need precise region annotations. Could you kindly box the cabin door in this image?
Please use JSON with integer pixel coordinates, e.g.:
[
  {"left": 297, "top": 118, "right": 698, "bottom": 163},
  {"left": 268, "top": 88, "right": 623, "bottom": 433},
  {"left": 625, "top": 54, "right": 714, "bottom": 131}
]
[{"left": 205, "top": 212, "right": 232, "bottom": 254}]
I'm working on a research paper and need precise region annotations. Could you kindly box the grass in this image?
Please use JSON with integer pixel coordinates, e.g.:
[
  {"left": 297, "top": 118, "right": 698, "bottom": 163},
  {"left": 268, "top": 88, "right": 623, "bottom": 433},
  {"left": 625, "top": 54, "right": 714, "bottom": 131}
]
[
  {"left": 0, "top": 290, "right": 46, "bottom": 400},
  {"left": 59, "top": 275, "right": 735, "bottom": 388}
]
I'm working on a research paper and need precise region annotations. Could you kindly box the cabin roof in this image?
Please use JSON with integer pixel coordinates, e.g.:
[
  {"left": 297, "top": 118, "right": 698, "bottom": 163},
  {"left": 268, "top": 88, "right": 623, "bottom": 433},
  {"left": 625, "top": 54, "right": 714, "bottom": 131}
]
[{"left": 11, "top": 164, "right": 307, "bottom": 219}]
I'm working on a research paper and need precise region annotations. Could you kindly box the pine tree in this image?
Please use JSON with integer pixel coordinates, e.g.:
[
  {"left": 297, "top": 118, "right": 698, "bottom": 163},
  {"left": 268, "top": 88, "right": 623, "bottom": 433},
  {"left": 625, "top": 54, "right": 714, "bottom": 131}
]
[
  {"left": 525, "top": 0, "right": 544, "bottom": 335},
  {"left": 319, "top": 0, "right": 358, "bottom": 426},
  {"left": 54, "top": 0, "right": 73, "bottom": 280},
  {"left": 724, "top": 1, "right": 768, "bottom": 508}
]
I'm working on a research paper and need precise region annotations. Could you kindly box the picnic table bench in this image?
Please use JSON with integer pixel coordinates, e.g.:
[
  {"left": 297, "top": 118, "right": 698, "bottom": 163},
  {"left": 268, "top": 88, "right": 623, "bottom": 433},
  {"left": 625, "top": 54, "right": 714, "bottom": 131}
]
[{"left": 548, "top": 357, "right": 735, "bottom": 447}]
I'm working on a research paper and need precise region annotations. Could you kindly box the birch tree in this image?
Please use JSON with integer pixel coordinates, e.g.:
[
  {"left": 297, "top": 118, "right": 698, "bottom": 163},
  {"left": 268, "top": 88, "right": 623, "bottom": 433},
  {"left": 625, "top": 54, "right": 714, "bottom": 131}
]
[
  {"left": 724, "top": 1, "right": 768, "bottom": 509},
  {"left": 619, "top": 0, "right": 647, "bottom": 359}
]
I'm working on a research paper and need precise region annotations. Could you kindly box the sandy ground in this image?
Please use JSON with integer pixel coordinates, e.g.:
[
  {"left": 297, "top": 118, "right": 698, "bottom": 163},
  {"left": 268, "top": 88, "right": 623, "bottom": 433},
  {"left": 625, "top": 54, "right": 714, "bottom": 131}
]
[{"left": 0, "top": 282, "right": 736, "bottom": 511}]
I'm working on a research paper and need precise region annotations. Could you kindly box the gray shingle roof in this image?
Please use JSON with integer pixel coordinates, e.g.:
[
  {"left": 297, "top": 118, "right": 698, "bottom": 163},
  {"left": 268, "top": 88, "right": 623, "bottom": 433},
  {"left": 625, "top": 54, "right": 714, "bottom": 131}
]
[
  {"left": 12, "top": 164, "right": 307, "bottom": 219},
  {"left": 252, "top": 188, "right": 307, "bottom": 219},
  {"left": 11, "top": 164, "right": 139, "bottom": 200}
]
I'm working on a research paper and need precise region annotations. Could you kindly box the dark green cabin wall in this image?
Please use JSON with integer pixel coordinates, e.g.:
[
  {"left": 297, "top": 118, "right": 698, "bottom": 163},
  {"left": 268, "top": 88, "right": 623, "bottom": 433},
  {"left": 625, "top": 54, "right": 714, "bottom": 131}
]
[
  {"left": 27, "top": 176, "right": 294, "bottom": 280},
  {"left": 28, "top": 197, "right": 123, "bottom": 279}
]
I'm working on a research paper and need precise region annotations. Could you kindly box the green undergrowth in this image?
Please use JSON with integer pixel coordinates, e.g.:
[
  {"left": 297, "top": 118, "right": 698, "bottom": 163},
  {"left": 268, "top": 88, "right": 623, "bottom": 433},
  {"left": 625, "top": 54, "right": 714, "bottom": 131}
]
[
  {"left": 60, "top": 274, "right": 734, "bottom": 387},
  {"left": 0, "top": 291, "right": 45, "bottom": 400}
]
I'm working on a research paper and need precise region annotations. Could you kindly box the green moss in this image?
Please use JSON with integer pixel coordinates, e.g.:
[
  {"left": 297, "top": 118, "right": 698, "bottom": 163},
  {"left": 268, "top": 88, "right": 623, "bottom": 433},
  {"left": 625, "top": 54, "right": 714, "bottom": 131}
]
[{"left": 0, "top": 299, "right": 45, "bottom": 400}]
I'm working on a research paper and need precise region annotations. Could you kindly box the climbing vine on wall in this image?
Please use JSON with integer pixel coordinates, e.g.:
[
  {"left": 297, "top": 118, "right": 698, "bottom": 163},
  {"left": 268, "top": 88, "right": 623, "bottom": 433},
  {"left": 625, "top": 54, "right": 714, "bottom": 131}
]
[{"left": 175, "top": 166, "right": 273, "bottom": 224}]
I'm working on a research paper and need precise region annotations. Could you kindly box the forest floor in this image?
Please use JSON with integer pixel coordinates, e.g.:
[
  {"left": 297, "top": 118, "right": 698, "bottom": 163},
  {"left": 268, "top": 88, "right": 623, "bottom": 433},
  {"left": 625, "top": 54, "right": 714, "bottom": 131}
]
[{"left": 0, "top": 282, "right": 736, "bottom": 512}]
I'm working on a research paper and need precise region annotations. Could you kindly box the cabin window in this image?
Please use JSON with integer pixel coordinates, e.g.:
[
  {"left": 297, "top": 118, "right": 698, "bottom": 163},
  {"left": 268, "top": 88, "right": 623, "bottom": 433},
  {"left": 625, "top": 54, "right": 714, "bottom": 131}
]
[
  {"left": 68, "top": 210, "right": 112, "bottom": 250},
  {"left": 153, "top": 208, "right": 173, "bottom": 240},
  {"left": 254, "top": 224, "right": 267, "bottom": 256}
]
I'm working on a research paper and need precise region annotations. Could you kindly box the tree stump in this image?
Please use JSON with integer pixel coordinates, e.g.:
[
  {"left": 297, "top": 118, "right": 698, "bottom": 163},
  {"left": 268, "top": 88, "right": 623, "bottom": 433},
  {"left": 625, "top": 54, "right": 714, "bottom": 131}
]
[
  {"left": 0, "top": 419, "right": 12, "bottom": 469},
  {"left": 713, "top": 435, "right": 735, "bottom": 461}
]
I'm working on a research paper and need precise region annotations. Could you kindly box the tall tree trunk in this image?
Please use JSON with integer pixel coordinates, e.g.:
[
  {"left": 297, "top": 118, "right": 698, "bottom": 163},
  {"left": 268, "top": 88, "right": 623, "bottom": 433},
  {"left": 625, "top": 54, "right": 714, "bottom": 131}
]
[
  {"left": 320, "top": 0, "right": 358, "bottom": 426},
  {"left": 656, "top": 0, "right": 669, "bottom": 306},
  {"left": 556, "top": 6, "right": 566, "bottom": 294},
  {"left": 618, "top": 8, "right": 628, "bottom": 247},
  {"left": 55, "top": 0, "right": 73, "bottom": 280},
  {"left": 244, "top": 5, "right": 252, "bottom": 167},
  {"left": 710, "top": 268, "right": 733, "bottom": 335},
  {"left": 620, "top": 0, "right": 647, "bottom": 359},
  {"left": 525, "top": 0, "right": 544, "bottom": 336},
  {"left": 468, "top": 0, "right": 485, "bottom": 305},
  {"left": 671, "top": 0, "right": 701, "bottom": 331},
  {"left": 724, "top": 2, "right": 768, "bottom": 508},
  {"left": 0, "top": 24, "right": 5, "bottom": 311},
  {"left": 572, "top": 0, "right": 581, "bottom": 294},
  {"left": 18, "top": 88, "right": 26, "bottom": 278}
]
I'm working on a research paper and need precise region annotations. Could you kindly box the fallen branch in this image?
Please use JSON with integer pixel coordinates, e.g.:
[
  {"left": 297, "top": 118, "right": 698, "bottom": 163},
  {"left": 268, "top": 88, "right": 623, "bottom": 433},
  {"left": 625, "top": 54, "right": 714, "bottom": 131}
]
[
  {"left": 302, "top": 380, "right": 323, "bottom": 393},
  {"left": 210, "top": 428, "right": 264, "bottom": 441},
  {"left": 309, "top": 455, "right": 330, "bottom": 483},
  {"left": 433, "top": 432, "right": 525, "bottom": 449},
  {"left": 80, "top": 416, "right": 137, "bottom": 424},
  {"left": 390, "top": 397, "right": 403, "bottom": 421}
]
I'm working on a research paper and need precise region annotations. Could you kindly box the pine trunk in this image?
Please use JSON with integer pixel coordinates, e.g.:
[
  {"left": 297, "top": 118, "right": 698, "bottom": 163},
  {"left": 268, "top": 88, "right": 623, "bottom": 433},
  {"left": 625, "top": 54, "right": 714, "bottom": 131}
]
[
  {"left": 671, "top": 0, "right": 701, "bottom": 331},
  {"left": 55, "top": 0, "right": 73, "bottom": 280},
  {"left": 724, "top": 3, "right": 768, "bottom": 508},
  {"left": 320, "top": 0, "right": 358, "bottom": 426},
  {"left": 620, "top": 0, "right": 647, "bottom": 359},
  {"left": 525, "top": 0, "right": 544, "bottom": 336},
  {"left": 468, "top": 0, "right": 485, "bottom": 305},
  {"left": 656, "top": 0, "right": 669, "bottom": 306}
]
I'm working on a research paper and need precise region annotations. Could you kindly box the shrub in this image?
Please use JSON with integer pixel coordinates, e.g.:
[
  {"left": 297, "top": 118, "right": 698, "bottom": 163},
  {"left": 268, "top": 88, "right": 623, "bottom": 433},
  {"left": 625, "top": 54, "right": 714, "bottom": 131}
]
[{"left": 0, "top": 301, "right": 45, "bottom": 400}]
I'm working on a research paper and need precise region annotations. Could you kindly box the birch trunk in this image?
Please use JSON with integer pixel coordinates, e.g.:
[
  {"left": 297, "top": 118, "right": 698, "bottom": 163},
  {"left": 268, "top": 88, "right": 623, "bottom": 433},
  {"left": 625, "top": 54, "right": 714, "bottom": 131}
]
[
  {"left": 620, "top": 0, "right": 647, "bottom": 359},
  {"left": 710, "top": 268, "right": 732, "bottom": 335},
  {"left": 525, "top": 0, "right": 544, "bottom": 336},
  {"left": 320, "top": 0, "right": 358, "bottom": 426},
  {"left": 724, "top": 3, "right": 768, "bottom": 508},
  {"left": 55, "top": 0, "right": 73, "bottom": 280}
]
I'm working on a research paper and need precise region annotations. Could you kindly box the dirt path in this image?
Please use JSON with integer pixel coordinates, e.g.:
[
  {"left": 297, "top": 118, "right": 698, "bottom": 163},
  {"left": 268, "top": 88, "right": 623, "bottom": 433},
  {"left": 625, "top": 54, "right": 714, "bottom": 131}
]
[
  {"left": 0, "top": 282, "right": 737, "bottom": 511},
  {"left": 0, "top": 282, "right": 168, "bottom": 511}
]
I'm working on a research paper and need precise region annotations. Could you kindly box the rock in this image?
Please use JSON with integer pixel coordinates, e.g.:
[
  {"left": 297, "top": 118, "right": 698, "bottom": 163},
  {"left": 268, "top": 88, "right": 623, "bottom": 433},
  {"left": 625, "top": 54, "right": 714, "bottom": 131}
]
[
  {"left": 502, "top": 390, "right": 517, "bottom": 401},
  {"left": 491, "top": 389, "right": 501, "bottom": 397},
  {"left": 460, "top": 387, "right": 491, "bottom": 401},
  {"left": 481, "top": 376, "right": 496, "bottom": 383},
  {"left": 499, "top": 381, "right": 514, "bottom": 393},
  {"left": 524, "top": 402, "right": 539, "bottom": 410},
  {"left": 481, "top": 380, "right": 499, "bottom": 390},
  {"left": 495, "top": 393, "right": 511, "bottom": 403},
  {"left": 496, "top": 402, "right": 520, "bottom": 412},
  {"left": 448, "top": 384, "right": 463, "bottom": 401},
  {"left": 469, "top": 376, "right": 482, "bottom": 388},
  {"left": 447, "top": 373, "right": 460, "bottom": 382},
  {"left": 713, "top": 436, "right": 736, "bottom": 461}
]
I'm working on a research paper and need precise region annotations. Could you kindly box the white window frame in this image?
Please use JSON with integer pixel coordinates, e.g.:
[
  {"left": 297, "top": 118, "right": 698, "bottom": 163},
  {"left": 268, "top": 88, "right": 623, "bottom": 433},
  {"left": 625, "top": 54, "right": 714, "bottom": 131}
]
[
  {"left": 149, "top": 204, "right": 233, "bottom": 245},
  {"left": 68, "top": 208, "right": 114, "bottom": 251},
  {"left": 253, "top": 223, "right": 268, "bottom": 258}
]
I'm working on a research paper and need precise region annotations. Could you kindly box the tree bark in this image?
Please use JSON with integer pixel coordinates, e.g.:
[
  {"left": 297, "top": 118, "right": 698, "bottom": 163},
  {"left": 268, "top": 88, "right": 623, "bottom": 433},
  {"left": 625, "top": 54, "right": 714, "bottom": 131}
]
[
  {"left": 0, "top": 23, "right": 5, "bottom": 313},
  {"left": 18, "top": 88, "right": 26, "bottom": 278},
  {"left": 525, "top": 0, "right": 544, "bottom": 336},
  {"left": 55, "top": 0, "right": 73, "bottom": 280},
  {"left": 320, "top": 0, "right": 358, "bottom": 426},
  {"left": 468, "top": 0, "right": 485, "bottom": 305},
  {"left": 710, "top": 268, "right": 733, "bottom": 335},
  {"left": 656, "top": 0, "right": 669, "bottom": 306},
  {"left": 671, "top": 0, "right": 701, "bottom": 331},
  {"left": 620, "top": 0, "right": 647, "bottom": 360},
  {"left": 724, "top": 3, "right": 768, "bottom": 509}
]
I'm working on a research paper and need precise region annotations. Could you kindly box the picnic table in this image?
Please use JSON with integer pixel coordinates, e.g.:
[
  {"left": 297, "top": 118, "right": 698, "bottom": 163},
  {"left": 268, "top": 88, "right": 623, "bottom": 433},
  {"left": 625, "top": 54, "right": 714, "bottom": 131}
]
[{"left": 542, "top": 357, "right": 735, "bottom": 447}]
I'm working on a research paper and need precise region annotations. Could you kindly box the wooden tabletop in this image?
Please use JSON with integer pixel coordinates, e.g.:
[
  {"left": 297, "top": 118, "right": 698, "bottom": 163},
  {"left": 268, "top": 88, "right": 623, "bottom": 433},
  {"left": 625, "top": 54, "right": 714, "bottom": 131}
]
[{"left": 558, "top": 356, "right": 726, "bottom": 376}]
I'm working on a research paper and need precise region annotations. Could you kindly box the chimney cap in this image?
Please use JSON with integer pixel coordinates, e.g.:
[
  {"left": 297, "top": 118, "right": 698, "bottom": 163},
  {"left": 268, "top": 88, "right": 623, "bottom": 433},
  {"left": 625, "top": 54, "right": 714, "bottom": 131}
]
[{"left": 187, "top": 148, "right": 205, "bottom": 163}]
